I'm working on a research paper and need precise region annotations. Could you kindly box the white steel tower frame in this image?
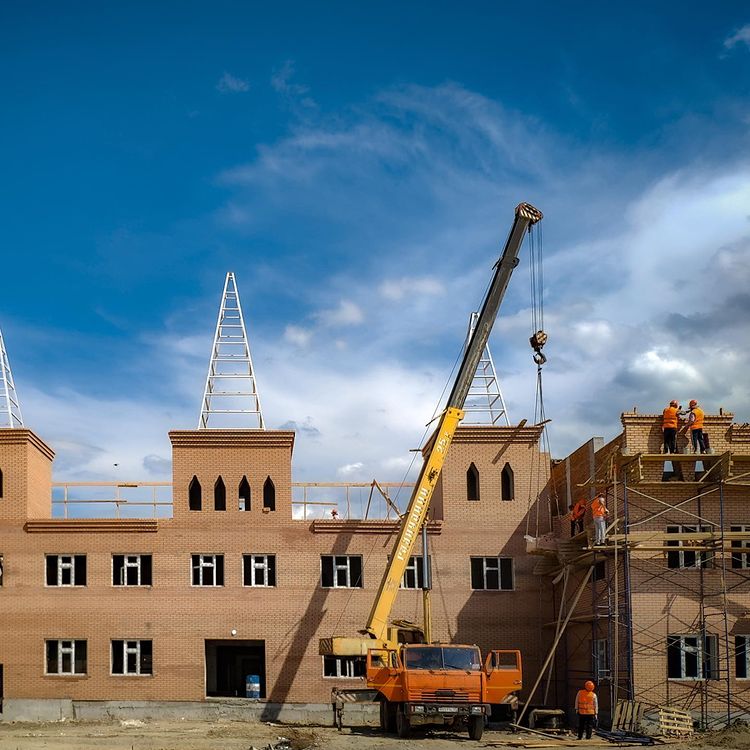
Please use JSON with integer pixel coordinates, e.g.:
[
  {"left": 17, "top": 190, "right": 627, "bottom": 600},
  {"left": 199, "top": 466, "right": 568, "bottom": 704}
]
[
  {"left": 461, "top": 311, "right": 510, "bottom": 426},
  {"left": 198, "top": 272, "right": 265, "bottom": 429},
  {"left": 0, "top": 328, "right": 24, "bottom": 428}
]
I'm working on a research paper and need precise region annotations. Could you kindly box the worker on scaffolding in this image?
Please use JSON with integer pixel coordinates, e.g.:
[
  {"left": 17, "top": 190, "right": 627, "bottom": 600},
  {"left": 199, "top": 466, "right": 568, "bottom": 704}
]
[
  {"left": 575, "top": 680, "right": 598, "bottom": 739},
  {"left": 568, "top": 498, "right": 586, "bottom": 537},
  {"left": 662, "top": 399, "right": 681, "bottom": 454},
  {"left": 685, "top": 399, "right": 706, "bottom": 454},
  {"left": 591, "top": 494, "right": 608, "bottom": 546}
]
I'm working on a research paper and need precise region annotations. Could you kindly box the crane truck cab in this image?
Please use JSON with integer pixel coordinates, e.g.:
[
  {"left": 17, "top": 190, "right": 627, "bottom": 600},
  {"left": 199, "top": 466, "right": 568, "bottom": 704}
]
[{"left": 367, "top": 644, "right": 522, "bottom": 740}]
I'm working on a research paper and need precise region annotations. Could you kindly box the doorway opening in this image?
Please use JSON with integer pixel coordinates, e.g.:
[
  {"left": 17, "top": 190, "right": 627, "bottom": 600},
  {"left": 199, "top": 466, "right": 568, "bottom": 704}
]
[{"left": 205, "top": 640, "right": 265, "bottom": 698}]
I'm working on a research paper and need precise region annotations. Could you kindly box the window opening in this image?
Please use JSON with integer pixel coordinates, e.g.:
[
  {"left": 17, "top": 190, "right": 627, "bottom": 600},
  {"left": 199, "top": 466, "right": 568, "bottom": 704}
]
[
  {"left": 731, "top": 526, "right": 750, "bottom": 569},
  {"left": 501, "top": 463, "right": 514, "bottom": 501},
  {"left": 191, "top": 554, "right": 224, "bottom": 586},
  {"left": 401, "top": 555, "right": 431, "bottom": 589},
  {"left": 46, "top": 555, "right": 86, "bottom": 586},
  {"left": 214, "top": 476, "right": 226, "bottom": 511},
  {"left": 666, "top": 525, "right": 712, "bottom": 569},
  {"left": 667, "top": 634, "right": 718, "bottom": 679},
  {"left": 113, "top": 555, "right": 152, "bottom": 586},
  {"left": 736, "top": 635, "right": 750, "bottom": 679},
  {"left": 321, "top": 555, "right": 363, "bottom": 588},
  {"left": 45, "top": 640, "right": 87, "bottom": 675},
  {"left": 112, "top": 640, "right": 153, "bottom": 675},
  {"left": 467, "top": 463, "right": 480, "bottom": 501},
  {"left": 263, "top": 476, "right": 275, "bottom": 511},
  {"left": 470, "top": 556, "right": 513, "bottom": 590},
  {"left": 189, "top": 476, "right": 202, "bottom": 511},
  {"left": 323, "top": 655, "right": 366, "bottom": 678},
  {"left": 239, "top": 476, "right": 251, "bottom": 511},
  {"left": 243, "top": 554, "right": 276, "bottom": 587}
]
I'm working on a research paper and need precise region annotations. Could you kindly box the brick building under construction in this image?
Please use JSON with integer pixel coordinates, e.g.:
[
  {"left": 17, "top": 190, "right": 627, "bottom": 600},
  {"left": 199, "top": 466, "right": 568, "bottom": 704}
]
[{"left": 0, "top": 273, "right": 749, "bottom": 728}]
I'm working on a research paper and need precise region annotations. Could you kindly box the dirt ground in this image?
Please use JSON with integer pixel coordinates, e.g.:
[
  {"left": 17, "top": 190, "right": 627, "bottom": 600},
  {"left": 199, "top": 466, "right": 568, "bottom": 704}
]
[{"left": 0, "top": 719, "right": 748, "bottom": 750}]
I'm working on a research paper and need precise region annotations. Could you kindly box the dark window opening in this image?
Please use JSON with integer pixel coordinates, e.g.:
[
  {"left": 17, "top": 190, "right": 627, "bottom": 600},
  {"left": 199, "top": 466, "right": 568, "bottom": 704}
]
[
  {"left": 467, "top": 463, "right": 480, "bottom": 502},
  {"left": 239, "top": 476, "right": 251, "bottom": 511},
  {"left": 323, "top": 655, "right": 366, "bottom": 677},
  {"left": 243, "top": 554, "right": 276, "bottom": 587},
  {"left": 667, "top": 634, "right": 718, "bottom": 679},
  {"left": 0, "top": 468, "right": 3, "bottom": 498},
  {"left": 321, "top": 555, "right": 363, "bottom": 588},
  {"left": 189, "top": 476, "right": 202, "bottom": 511},
  {"left": 501, "top": 463, "right": 514, "bottom": 502},
  {"left": 205, "top": 639, "right": 266, "bottom": 698},
  {"left": 111, "top": 640, "right": 153, "bottom": 675},
  {"left": 736, "top": 636, "right": 749, "bottom": 679},
  {"left": 113, "top": 555, "right": 152, "bottom": 586},
  {"left": 46, "top": 555, "right": 86, "bottom": 586},
  {"left": 470, "top": 556, "right": 513, "bottom": 590},
  {"left": 263, "top": 477, "right": 275, "bottom": 511},
  {"left": 592, "top": 560, "right": 606, "bottom": 581},
  {"left": 214, "top": 477, "right": 226, "bottom": 511}
]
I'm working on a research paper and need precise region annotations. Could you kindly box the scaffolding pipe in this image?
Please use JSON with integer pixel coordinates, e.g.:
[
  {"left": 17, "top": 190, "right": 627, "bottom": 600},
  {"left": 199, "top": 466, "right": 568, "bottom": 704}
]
[{"left": 623, "top": 472, "right": 635, "bottom": 700}]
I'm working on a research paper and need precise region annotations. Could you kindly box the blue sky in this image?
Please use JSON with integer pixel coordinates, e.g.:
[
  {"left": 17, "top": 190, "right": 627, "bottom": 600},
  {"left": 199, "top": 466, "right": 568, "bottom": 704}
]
[{"left": 2, "top": 2, "right": 750, "bottom": 483}]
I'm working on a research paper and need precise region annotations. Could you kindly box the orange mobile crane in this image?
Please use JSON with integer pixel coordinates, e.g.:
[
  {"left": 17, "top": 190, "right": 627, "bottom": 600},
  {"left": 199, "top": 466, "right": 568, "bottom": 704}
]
[{"left": 320, "top": 202, "right": 543, "bottom": 740}]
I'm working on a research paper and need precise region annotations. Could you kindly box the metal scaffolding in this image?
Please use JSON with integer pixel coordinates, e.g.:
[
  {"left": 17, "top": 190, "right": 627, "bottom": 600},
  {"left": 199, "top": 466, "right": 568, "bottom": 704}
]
[
  {"left": 0, "top": 327, "right": 23, "bottom": 428},
  {"left": 199, "top": 272, "right": 265, "bottom": 429},
  {"left": 461, "top": 311, "right": 510, "bottom": 426}
]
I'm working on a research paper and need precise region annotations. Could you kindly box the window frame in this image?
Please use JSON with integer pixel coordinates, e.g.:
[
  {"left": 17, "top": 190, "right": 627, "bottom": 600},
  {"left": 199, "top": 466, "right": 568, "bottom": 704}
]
[
  {"left": 242, "top": 554, "right": 276, "bottom": 587},
  {"left": 736, "top": 635, "right": 750, "bottom": 680},
  {"left": 191, "top": 554, "right": 224, "bottom": 587},
  {"left": 111, "top": 639, "right": 153, "bottom": 676},
  {"left": 45, "top": 554, "right": 86, "bottom": 587},
  {"left": 470, "top": 556, "right": 514, "bottom": 591},
  {"left": 112, "top": 554, "right": 152, "bottom": 587},
  {"left": 666, "top": 525, "right": 713, "bottom": 569},
  {"left": 400, "top": 555, "right": 431, "bottom": 590},
  {"left": 45, "top": 639, "right": 87, "bottom": 675},
  {"left": 731, "top": 526, "right": 750, "bottom": 569},
  {"left": 320, "top": 555, "right": 363, "bottom": 589},
  {"left": 667, "top": 634, "right": 718, "bottom": 680}
]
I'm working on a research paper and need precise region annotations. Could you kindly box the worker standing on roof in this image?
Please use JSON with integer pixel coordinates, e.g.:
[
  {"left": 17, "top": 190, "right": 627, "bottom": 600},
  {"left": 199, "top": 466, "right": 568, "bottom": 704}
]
[
  {"left": 686, "top": 400, "right": 706, "bottom": 454},
  {"left": 662, "top": 400, "right": 680, "bottom": 454},
  {"left": 591, "top": 494, "right": 608, "bottom": 546},
  {"left": 575, "top": 680, "right": 598, "bottom": 739},
  {"left": 568, "top": 498, "right": 587, "bottom": 536}
]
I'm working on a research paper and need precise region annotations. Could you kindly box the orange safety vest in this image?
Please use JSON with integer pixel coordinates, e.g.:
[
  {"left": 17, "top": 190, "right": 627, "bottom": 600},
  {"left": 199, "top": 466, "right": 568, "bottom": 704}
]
[
  {"left": 571, "top": 499, "right": 586, "bottom": 520},
  {"left": 591, "top": 498, "right": 607, "bottom": 518},
  {"left": 576, "top": 689, "right": 597, "bottom": 715},
  {"left": 662, "top": 406, "right": 679, "bottom": 429},
  {"left": 690, "top": 407, "right": 704, "bottom": 431}
]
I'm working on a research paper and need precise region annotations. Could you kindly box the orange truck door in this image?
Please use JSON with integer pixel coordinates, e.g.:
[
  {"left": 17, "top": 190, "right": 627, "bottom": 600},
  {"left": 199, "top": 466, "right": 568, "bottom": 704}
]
[
  {"left": 366, "top": 648, "right": 403, "bottom": 703},
  {"left": 484, "top": 650, "right": 522, "bottom": 704}
]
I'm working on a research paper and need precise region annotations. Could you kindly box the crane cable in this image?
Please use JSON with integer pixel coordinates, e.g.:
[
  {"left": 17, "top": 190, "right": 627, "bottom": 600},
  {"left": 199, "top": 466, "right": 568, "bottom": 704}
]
[{"left": 525, "top": 221, "right": 558, "bottom": 536}]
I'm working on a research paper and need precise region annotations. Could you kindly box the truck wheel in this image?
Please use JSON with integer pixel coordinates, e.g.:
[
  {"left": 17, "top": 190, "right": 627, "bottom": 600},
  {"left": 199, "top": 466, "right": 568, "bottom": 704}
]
[
  {"left": 396, "top": 709, "right": 411, "bottom": 739},
  {"left": 380, "top": 699, "right": 395, "bottom": 733},
  {"left": 468, "top": 715, "right": 484, "bottom": 741}
]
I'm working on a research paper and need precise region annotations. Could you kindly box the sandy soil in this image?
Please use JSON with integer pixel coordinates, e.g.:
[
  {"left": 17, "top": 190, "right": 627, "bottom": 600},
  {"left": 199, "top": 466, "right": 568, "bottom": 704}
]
[{"left": 0, "top": 719, "right": 747, "bottom": 750}]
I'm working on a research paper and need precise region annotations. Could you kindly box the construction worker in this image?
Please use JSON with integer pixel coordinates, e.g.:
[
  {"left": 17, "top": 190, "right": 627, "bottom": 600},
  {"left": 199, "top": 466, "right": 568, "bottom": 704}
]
[
  {"left": 591, "top": 494, "right": 608, "bottom": 545},
  {"left": 568, "top": 498, "right": 586, "bottom": 536},
  {"left": 575, "top": 680, "right": 598, "bottom": 739},
  {"left": 662, "top": 400, "right": 680, "bottom": 454},
  {"left": 686, "top": 399, "right": 706, "bottom": 454}
]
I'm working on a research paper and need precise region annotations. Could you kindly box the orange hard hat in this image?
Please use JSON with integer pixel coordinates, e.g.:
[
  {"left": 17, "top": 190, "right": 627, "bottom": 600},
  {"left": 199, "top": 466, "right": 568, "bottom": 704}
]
[
  {"left": 689, "top": 399, "right": 698, "bottom": 407},
  {"left": 670, "top": 400, "right": 678, "bottom": 407},
  {"left": 585, "top": 680, "right": 595, "bottom": 691}
]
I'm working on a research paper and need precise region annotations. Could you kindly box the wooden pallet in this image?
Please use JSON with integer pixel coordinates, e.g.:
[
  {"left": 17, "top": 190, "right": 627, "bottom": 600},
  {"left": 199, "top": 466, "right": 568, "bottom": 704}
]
[
  {"left": 658, "top": 706, "right": 693, "bottom": 736},
  {"left": 612, "top": 700, "right": 644, "bottom": 733}
]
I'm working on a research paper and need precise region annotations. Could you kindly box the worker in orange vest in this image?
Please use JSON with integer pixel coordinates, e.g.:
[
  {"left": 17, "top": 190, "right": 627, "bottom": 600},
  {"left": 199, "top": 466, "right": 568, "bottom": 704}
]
[
  {"left": 662, "top": 400, "right": 680, "bottom": 454},
  {"left": 591, "top": 494, "right": 608, "bottom": 546},
  {"left": 568, "top": 498, "right": 587, "bottom": 536},
  {"left": 686, "top": 399, "right": 706, "bottom": 454},
  {"left": 575, "top": 680, "right": 598, "bottom": 739}
]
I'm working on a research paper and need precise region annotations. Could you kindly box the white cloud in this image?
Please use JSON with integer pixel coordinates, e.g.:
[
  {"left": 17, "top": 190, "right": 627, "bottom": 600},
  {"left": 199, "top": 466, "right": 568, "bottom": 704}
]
[
  {"left": 724, "top": 24, "right": 750, "bottom": 50},
  {"left": 315, "top": 300, "right": 364, "bottom": 327},
  {"left": 216, "top": 72, "right": 250, "bottom": 93},
  {"left": 337, "top": 461, "right": 364, "bottom": 476},
  {"left": 379, "top": 276, "right": 444, "bottom": 301},
  {"left": 284, "top": 324, "right": 313, "bottom": 347}
]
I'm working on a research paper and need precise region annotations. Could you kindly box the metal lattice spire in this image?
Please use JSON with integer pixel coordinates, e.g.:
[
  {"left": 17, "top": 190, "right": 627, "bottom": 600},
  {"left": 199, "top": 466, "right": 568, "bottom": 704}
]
[
  {"left": 0, "top": 328, "right": 24, "bottom": 428},
  {"left": 198, "top": 272, "right": 265, "bottom": 429},
  {"left": 461, "top": 311, "right": 510, "bottom": 426}
]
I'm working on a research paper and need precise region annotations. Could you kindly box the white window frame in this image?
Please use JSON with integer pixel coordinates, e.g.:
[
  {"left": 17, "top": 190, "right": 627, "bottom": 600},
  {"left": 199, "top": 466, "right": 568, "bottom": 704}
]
[
  {"left": 736, "top": 635, "right": 750, "bottom": 680},
  {"left": 400, "top": 556, "right": 430, "bottom": 590},
  {"left": 45, "top": 639, "right": 86, "bottom": 675},
  {"left": 668, "top": 634, "right": 717, "bottom": 680},
  {"left": 191, "top": 554, "right": 222, "bottom": 587},
  {"left": 731, "top": 526, "right": 750, "bottom": 569},
  {"left": 471, "top": 556, "right": 514, "bottom": 591},
  {"left": 593, "top": 638, "right": 610, "bottom": 677},
  {"left": 244, "top": 554, "right": 275, "bottom": 587},
  {"left": 111, "top": 639, "right": 152, "bottom": 676},
  {"left": 113, "top": 554, "right": 149, "bottom": 586},
  {"left": 321, "top": 555, "right": 362, "bottom": 589},
  {"left": 322, "top": 655, "right": 366, "bottom": 678},
  {"left": 666, "top": 525, "right": 712, "bottom": 569}
]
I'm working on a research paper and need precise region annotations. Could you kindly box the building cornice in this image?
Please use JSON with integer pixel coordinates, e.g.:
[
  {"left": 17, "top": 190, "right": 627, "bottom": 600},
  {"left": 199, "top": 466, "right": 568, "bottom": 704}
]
[
  {"left": 168, "top": 430, "right": 295, "bottom": 451},
  {"left": 0, "top": 428, "right": 55, "bottom": 460},
  {"left": 24, "top": 519, "right": 158, "bottom": 534}
]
